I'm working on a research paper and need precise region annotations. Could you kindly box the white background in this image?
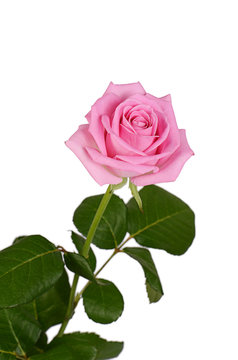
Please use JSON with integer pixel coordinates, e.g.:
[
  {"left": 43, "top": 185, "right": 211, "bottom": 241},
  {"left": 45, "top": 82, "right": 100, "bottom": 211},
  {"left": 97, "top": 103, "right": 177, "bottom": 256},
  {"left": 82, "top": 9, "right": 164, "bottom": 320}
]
[{"left": 0, "top": 1, "right": 237, "bottom": 359}]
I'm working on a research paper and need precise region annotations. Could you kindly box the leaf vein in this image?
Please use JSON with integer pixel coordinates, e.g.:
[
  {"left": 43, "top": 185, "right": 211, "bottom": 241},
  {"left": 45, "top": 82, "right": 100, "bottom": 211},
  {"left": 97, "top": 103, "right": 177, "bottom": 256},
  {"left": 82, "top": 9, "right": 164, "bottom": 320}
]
[
  {"left": 4, "top": 309, "right": 25, "bottom": 356},
  {"left": 130, "top": 209, "right": 189, "bottom": 238},
  {"left": 0, "top": 249, "right": 59, "bottom": 281}
]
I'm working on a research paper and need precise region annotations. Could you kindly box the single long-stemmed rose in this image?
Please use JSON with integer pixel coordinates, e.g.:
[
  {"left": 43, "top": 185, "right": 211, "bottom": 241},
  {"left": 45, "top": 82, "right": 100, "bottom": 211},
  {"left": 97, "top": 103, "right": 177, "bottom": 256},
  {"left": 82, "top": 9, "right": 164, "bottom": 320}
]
[
  {"left": 56, "top": 82, "right": 194, "bottom": 336},
  {"left": 0, "top": 83, "right": 195, "bottom": 360}
]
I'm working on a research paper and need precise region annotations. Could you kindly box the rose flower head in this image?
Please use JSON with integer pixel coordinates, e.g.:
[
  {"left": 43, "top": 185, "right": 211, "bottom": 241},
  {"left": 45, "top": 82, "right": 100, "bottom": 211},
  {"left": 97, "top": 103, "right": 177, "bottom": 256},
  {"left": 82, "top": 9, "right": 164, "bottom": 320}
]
[{"left": 66, "top": 82, "right": 194, "bottom": 186}]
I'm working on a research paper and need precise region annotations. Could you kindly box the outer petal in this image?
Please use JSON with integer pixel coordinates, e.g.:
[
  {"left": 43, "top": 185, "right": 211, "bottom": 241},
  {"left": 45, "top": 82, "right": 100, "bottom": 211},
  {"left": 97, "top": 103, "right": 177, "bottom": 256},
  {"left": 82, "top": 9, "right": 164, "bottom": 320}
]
[
  {"left": 89, "top": 93, "right": 121, "bottom": 155},
  {"left": 131, "top": 130, "right": 194, "bottom": 186},
  {"left": 85, "top": 111, "right": 91, "bottom": 123},
  {"left": 65, "top": 124, "right": 122, "bottom": 185},
  {"left": 115, "top": 151, "right": 171, "bottom": 166},
  {"left": 146, "top": 93, "right": 172, "bottom": 103},
  {"left": 130, "top": 93, "right": 165, "bottom": 113},
  {"left": 104, "top": 81, "right": 146, "bottom": 101},
  {"left": 86, "top": 147, "right": 158, "bottom": 178}
]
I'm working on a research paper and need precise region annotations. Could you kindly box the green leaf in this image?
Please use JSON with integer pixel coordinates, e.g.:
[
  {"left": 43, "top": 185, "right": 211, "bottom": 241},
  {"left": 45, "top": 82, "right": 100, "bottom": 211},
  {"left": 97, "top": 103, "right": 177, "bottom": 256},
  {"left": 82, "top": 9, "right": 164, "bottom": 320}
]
[
  {"left": 30, "top": 336, "right": 97, "bottom": 360},
  {"left": 0, "top": 352, "right": 16, "bottom": 360},
  {"left": 71, "top": 232, "right": 96, "bottom": 271},
  {"left": 34, "top": 270, "right": 70, "bottom": 331},
  {"left": 73, "top": 194, "right": 127, "bottom": 249},
  {"left": 64, "top": 252, "right": 95, "bottom": 282},
  {"left": 12, "top": 236, "right": 27, "bottom": 245},
  {"left": 0, "top": 235, "right": 64, "bottom": 308},
  {"left": 11, "top": 236, "right": 70, "bottom": 330},
  {"left": 65, "top": 333, "right": 123, "bottom": 360},
  {"left": 127, "top": 185, "right": 195, "bottom": 255},
  {"left": 146, "top": 282, "right": 162, "bottom": 303},
  {"left": 27, "top": 332, "right": 48, "bottom": 356},
  {"left": 123, "top": 247, "right": 163, "bottom": 303},
  {"left": 30, "top": 346, "right": 97, "bottom": 360},
  {"left": 0, "top": 306, "right": 41, "bottom": 356},
  {"left": 34, "top": 332, "right": 48, "bottom": 351},
  {"left": 30, "top": 332, "right": 123, "bottom": 360},
  {"left": 83, "top": 279, "right": 124, "bottom": 324},
  {"left": 19, "top": 270, "right": 70, "bottom": 333}
]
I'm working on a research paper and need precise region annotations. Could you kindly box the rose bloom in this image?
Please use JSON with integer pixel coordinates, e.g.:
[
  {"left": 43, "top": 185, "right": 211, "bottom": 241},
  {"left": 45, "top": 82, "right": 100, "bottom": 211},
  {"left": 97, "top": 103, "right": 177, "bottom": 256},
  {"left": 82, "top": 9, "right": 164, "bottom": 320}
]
[{"left": 66, "top": 82, "right": 193, "bottom": 186}]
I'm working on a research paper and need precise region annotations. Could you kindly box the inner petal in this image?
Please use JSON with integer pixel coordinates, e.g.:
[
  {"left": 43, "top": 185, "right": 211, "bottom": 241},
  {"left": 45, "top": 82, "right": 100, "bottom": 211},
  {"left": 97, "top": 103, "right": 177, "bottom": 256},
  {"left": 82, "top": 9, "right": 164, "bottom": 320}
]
[
  {"left": 132, "top": 116, "right": 149, "bottom": 129},
  {"left": 119, "top": 123, "right": 157, "bottom": 150},
  {"left": 121, "top": 114, "right": 137, "bottom": 133},
  {"left": 127, "top": 104, "right": 152, "bottom": 117},
  {"left": 123, "top": 105, "right": 133, "bottom": 118},
  {"left": 111, "top": 99, "right": 140, "bottom": 135}
]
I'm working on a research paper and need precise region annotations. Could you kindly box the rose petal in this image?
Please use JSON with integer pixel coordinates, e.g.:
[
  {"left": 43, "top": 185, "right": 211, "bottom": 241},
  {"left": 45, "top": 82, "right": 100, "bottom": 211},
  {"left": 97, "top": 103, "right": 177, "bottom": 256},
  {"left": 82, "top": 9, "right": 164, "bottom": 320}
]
[
  {"left": 129, "top": 108, "right": 151, "bottom": 122},
  {"left": 131, "top": 130, "right": 194, "bottom": 185},
  {"left": 125, "top": 104, "right": 155, "bottom": 135},
  {"left": 128, "top": 105, "right": 152, "bottom": 120},
  {"left": 145, "top": 115, "right": 170, "bottom": 154},
  {"left": 130, "top": 94, "right": 165, "bottom": 113},
  {"left": 121, "top": 115, "right": 137, "bottom": 133},
  {"left": 143, "top": 98, "right": 179, "bottom": 155},
  {"left": 146, "top": 93, "right": 172, "bottom": 103},
  {"left": 120, "top": 124, "right": 157, "bottom": 150},
  {"left": 86, "top": 146, "right": 158, "bottom": 178},
  {"left": 129, "top": 121, "right": 153, "bottom": 136},
  {"left": 102, "top": 115, "right": 146, "bottom": 156},
  {"left": 89, "top": 93, "right": 121, "bottom": 155},
  {"left": 111, "top": 98, "right": 141, "bottom": 135},
  {"left": 144, "top": 94, "right": 179, "bottom": 148},
  {"left": 85, "top": 111, "right": 91, "bottom": 123},
  {"left": 115, "top": 151, "right": 171, "bottom": 166},
  {"left": 104, "top": 81, "right": 146, "bottom": 100},
  {"left": 65, "top": 125, "right": 122, "bottom": 185}
]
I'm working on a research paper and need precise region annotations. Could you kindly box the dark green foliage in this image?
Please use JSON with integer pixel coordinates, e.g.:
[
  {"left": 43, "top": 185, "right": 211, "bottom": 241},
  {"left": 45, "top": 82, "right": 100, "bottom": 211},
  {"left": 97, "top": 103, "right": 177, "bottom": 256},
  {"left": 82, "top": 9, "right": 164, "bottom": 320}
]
[
  {"left": 127, "top": 185, "right": 195, "bottom": 255},
  {"left": 73, "top": 194, "right": 127, "bottom": 249},
  {"left": 64, "top": 252, "right": 96, "bottom": 281},
  {"left": 0, "top": 235, "right": 64, "bottom": 308},
  {"left": 34, "top": 270, "right": 70, "bottom": 331},
  {"left": 30, "top": 332, "right": 123, "bottom": 360},
  {"left": 0, "top": 306, "right": 41, "bottom": 356},
  {"left": 83, "top": 279, "right": 124, "bottom": 324},
  {"left": 71, "top": 232, "right": 97, "bottom": 271},
  {"left": 124, "top": 247, "right": 163, "bottom": 303}
]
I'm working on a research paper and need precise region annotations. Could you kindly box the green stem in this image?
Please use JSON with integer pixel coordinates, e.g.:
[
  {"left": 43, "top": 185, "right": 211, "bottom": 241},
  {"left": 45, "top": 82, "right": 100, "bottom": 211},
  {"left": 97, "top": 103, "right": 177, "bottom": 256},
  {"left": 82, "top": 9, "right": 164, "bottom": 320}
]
[
  {"left": 74, "top": 235, "right": 133, "bottom": 308},
  {"left": 57, "top": 184, "right": 118, "bottom": 338},
  {"left": 117, "top": 234, "right": 133, "bottom": 250},
  {"left": 57, "top": 274, "right": 79, "bottom": 337},
  {"left": 82, "top": 185, "right": 114, "bottom": 258},
  {"left": 95, "top": 250, "right": 117, "bottom": 276}
]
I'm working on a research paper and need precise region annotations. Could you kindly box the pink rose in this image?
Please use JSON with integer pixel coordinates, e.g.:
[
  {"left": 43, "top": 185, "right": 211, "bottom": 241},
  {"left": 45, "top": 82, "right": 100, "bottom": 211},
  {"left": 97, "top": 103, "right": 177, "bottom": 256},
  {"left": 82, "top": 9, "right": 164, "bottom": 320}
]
[{"left": 66, "top": 82, "right": 194, "bottom": 186}]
